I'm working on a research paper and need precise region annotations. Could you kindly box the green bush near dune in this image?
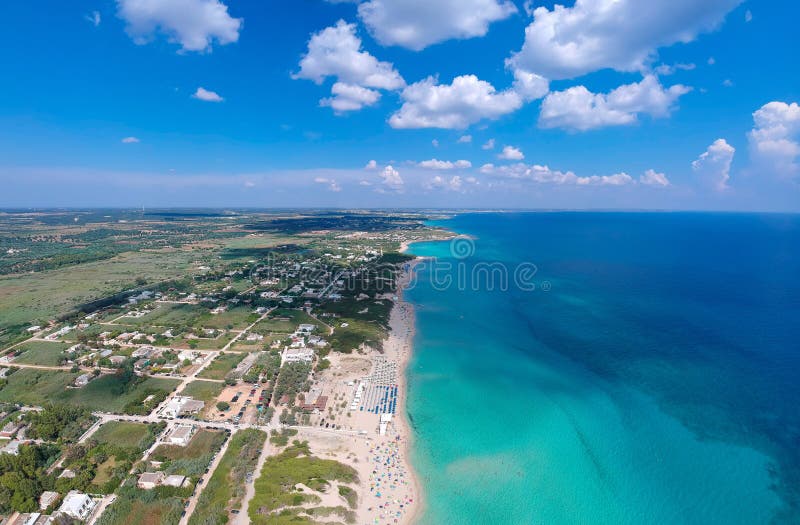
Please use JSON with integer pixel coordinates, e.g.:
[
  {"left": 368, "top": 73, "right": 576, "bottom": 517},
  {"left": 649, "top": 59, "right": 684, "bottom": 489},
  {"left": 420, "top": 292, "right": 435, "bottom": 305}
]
[
  {"left": 248, "top": 441, "right": 358, "bottom": 524},
  {"left": 188, "top": 429, "right": 267, "bottom": 525}
]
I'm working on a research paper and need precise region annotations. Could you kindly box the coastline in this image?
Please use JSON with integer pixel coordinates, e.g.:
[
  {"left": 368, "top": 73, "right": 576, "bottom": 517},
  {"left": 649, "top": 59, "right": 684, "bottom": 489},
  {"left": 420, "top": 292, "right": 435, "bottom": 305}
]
[{"left": 390, "top": 254, "right": 425, "bottom": 525}]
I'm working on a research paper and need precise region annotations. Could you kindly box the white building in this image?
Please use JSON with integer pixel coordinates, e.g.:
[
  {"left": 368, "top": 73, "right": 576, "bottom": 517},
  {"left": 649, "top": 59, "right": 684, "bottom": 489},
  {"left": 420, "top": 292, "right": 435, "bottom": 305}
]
[
  {"left": 165, "top": 424, "right": 195, "bottom": 446},
  {"left": 74, "top": 374, "right": 93, "bottom": 388},
  {"left": 297, "top": 323, "right": 316, "bottom": 333},
  {"left": 1, "top": 440, "right": 21, "bottom": 455},
  {"left": 159, "top": 396, "right": 204, "bottom": 418},
  {"left": 137, "top": 471, "right": 165, "bottom": 490},
  {"left": 39, "top": 491, "right": 59, "bottom": 510},
  {"left": 58, "top": 491, "right": 96, "bottom": 521},
  {"left": 281, "top": 346, "right": 314, "bottom": 365}
]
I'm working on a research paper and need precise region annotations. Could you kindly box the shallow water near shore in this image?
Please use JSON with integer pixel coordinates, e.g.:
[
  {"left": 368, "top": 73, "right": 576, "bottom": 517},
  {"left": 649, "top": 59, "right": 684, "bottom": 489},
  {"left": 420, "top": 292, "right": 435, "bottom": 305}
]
[{"left": 404, "top": 212, "right": 800, "bottom": 525}]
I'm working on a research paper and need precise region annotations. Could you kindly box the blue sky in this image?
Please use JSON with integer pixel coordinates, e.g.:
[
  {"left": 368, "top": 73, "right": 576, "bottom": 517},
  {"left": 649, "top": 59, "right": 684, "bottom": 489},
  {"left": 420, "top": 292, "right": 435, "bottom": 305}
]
[{"left": 0, "top": 0, "right": 798, "bottom": 210}]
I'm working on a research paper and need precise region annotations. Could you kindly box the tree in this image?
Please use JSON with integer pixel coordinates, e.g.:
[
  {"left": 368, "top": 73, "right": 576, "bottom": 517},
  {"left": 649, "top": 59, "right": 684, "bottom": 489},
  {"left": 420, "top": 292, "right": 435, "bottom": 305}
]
[{"left": 216, "top": 401, "right": 230, "bottom": 412}]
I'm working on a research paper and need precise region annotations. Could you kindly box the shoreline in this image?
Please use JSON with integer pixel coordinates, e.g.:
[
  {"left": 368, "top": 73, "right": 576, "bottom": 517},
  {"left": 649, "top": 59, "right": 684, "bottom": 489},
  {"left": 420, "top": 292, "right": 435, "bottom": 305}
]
[{"left": 391, "top": 255, "right": 425, "bottom": 525}]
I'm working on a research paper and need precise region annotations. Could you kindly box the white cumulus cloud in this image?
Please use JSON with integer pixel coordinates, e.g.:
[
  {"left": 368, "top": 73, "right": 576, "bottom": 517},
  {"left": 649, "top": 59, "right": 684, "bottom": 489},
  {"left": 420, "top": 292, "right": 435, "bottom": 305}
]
[
  {"left": 417, "top": 159, "right": 472, "bottom": 170},
  {"left": 482, "top": 138, "right": 495, "bottom": 150},
  {"left": 507, "top": 0, "right": 741, "bottom": 80},
  {"left": 357, "top": 0, "right": 517, "bottom": 51},
  {"left": 389, "top": 75, "right": 522, "bottom": 129},
  {"left": 539, "top": 75, "right": 691, "bottom": 131},
  {"left": 640, "top": 169, "right": 670, "bottom": 186},
  {"left": 498, "top": 146, "right": 524, "bottom": 160},
  {"left": 192, "top": 87, "right": 224, "bottom": 102},
  {"left": 692, "top": 138, "right": 735, "bottom": 191},
  {"left": 423, "top": 175, "right": 471, "bottom": 192},
  {"left": 747, "top": 101, "right": 800, "bottom": 179},
  {"left": 294, "top": 20, "right": 404, "bottom": 90},
  {"left": 483, "top": 163, "right": 635, "bottom": 186},
  {"left": 511, "top": 69, "right": 549, "bottom": 101},
  {"left": 379, "top": 165, "right": 404, "bottom": 192},
  {"left": 321, "top": 82, "right": 381, "bottom": 113},
  {"left": 458, "top": 135, "right": 473, "bottom": 143},
  {"left": 117, "top": 0, "right": 242, "bottom": 52},
  {"left": 121, "top": 136, "right": 140, "bottom": 143},
  {"left": 365, "top": 159, "right": 378, "bottom": 170}
]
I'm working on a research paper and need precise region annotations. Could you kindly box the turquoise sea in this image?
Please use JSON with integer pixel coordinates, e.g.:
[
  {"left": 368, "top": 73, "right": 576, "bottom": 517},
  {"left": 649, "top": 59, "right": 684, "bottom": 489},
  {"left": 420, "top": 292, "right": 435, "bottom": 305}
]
[{"left": 404, "top": 212, "right": 800, "bottom": 525}]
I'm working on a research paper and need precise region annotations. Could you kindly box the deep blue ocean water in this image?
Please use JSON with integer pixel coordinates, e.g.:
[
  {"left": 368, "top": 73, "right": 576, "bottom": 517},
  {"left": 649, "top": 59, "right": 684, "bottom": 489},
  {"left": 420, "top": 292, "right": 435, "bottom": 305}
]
[{"left": 405, "top": 212, "right": 800, "bottom": 525}]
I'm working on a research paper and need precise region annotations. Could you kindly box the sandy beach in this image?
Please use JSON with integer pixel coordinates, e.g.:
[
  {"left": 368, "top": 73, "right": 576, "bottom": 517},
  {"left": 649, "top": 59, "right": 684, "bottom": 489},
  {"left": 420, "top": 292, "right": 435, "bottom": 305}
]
[{"left": 293, "top": 258, "right": 424, "bottom": 525}]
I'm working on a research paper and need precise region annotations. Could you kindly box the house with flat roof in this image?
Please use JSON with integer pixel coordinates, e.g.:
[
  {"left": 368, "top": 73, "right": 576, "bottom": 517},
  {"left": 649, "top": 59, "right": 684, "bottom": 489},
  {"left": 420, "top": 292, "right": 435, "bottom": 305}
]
[
  {"left": 281, "top": 346, "right": 314, "bottom": 365},
  {"left": 159, "top": 396, "right": 205, "bottom": 418},
  {"left": 165, "top": 423, "right": 195, "bottom": 446},
  {"left": 0, "top": 420, "right": 22, "bottom": 438},
  {"left": 39, "top": 491, "right": 59, "bottom": 510},
  {"left": 137, "top": 472, "right": 166, "bottom": 490},
  {"left": 1, "top": 440, "right": 21, "bottom": 455},
  {"left": 58, "top": 491, "right": 96, "bottom": 521},
  {"left": 74, "top": 373, "right": 93, "bottom": 388}
]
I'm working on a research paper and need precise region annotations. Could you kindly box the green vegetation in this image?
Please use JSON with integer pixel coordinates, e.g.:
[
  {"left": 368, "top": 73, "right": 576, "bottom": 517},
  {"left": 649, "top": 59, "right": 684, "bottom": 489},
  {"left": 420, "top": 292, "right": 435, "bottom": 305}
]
[
  {"left": 243, "top": 350, "right": 281, "bottom": 384},
  {"left": 198, "top": 352, "right": 245, "bottom": 381},
  {"left": 253, "top": 309, "right": 319, "bottom": 335},
  {"left": 201, "top": 306, "right": 258, "bottom": 330},
  {"left": 0, "top": 442, "right": 61, "bottom": 513},
  {"left": 0, "top": 248, "right": 203, "bottom": 333},
  {"left": 182, "top": 380, "right": 224, "bottom": 403},
  {"left": 150, "top": 430, "right": 226, "bottom": 477},
  {"left": 93, "top": 421, "right": 160, "bottom": 450},
  {"left": 272, "top": 362, "right": 312, "bottom": 403},
  {"left": 188, "top": 429, "right": 267, "bottom": 525},
  {"left": 24, "top": 403, "right": 95, "bottom": 442},
  {"left": 269, "top": 428, "right": 298, "bottom": 447},
  {"left": 60, "top": 422, "right": 164, "bottom": 494},
  {"left": 95, "top": 483, "right": 191, "bottom": 525},
  {"left": 9, "top": 340, "right": 71, "bottom": 366},
  {"left": 328, "top": 318, "right": 387, "bottom": 354},
  {"left": 0, "top": 368, "right": 179, "bottom": 413},
  {"left": 248, "top": 441, "right": 358, "bottom": 524}
]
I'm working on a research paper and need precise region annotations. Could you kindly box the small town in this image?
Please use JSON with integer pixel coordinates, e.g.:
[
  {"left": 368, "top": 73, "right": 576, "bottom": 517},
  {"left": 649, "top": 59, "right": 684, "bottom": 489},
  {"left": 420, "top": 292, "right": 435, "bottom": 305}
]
[{"left": 0, "top": 211, "right": 448, "bottom": 525}]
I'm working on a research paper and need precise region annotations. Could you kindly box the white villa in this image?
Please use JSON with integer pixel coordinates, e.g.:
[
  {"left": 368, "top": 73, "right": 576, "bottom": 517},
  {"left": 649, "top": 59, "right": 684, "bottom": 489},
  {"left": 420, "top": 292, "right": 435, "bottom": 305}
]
[{"left": 58, "top": 491, "right": 96, "bottom": 521}]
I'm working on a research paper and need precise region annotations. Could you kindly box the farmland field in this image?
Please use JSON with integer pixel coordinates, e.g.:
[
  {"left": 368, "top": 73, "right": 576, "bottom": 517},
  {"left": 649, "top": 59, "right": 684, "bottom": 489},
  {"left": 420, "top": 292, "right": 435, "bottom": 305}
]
[
  {"left": 10, "top": 340, "right": 70, "bottom": 366},
  {"left": 0, "top": 369, "right": 179, "bottom": 412},
  {"left": 93, "top": 421, "right": 158, "bottom": 450},
  {"left": 181, "top": 380, "right": 224, "bottom": 402},
  {"left": 197, "top": 352, "right": 245, "bottom": 380}
]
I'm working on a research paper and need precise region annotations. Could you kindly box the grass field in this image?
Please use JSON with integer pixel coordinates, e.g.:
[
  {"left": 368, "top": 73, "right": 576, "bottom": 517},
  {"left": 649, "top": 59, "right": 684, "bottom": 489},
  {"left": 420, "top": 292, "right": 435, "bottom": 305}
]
[
  {"left": 92, "top": 457, "right": 120, "bottom": 485},
  {"left": 181, "top": 380, "right": 224, "bottom": 402},
  {"left": 182, "top": 379, "right": 225, "bottom": 405},
  {"left": 0, "top": 249, "right": 202, "bottom": 331},
  {"left": 327, "top": 318, "right": 387, "bottom": 353},
  {"left": 188, "top": 429, "right": 267, "bottom": 525},
  {"left": 10, "top": 340, "right": 70, "bottom": 366},
  {"left": 200, "top": 306, "right": 259, "bottom": 330},
  {"left": 252, "top": 309, "right": 319, "bottom": 335},
  {"left": 95, "top": 485, "right": 188, "bottom": 525},
  {"left": 118, "top": 303, "right": 206, "bottom": 328},
  {"left": 151, "top": 429, "right": 226, "bottom": 462},
  {"left": 0, "top": 369, "right": 179, "bottom": 412},
  {"left": 93, "top": 421, "right": 156, "bottom": 450},
  {"left": 197, "top": 352, "right": 245, "bottom": 380}
]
